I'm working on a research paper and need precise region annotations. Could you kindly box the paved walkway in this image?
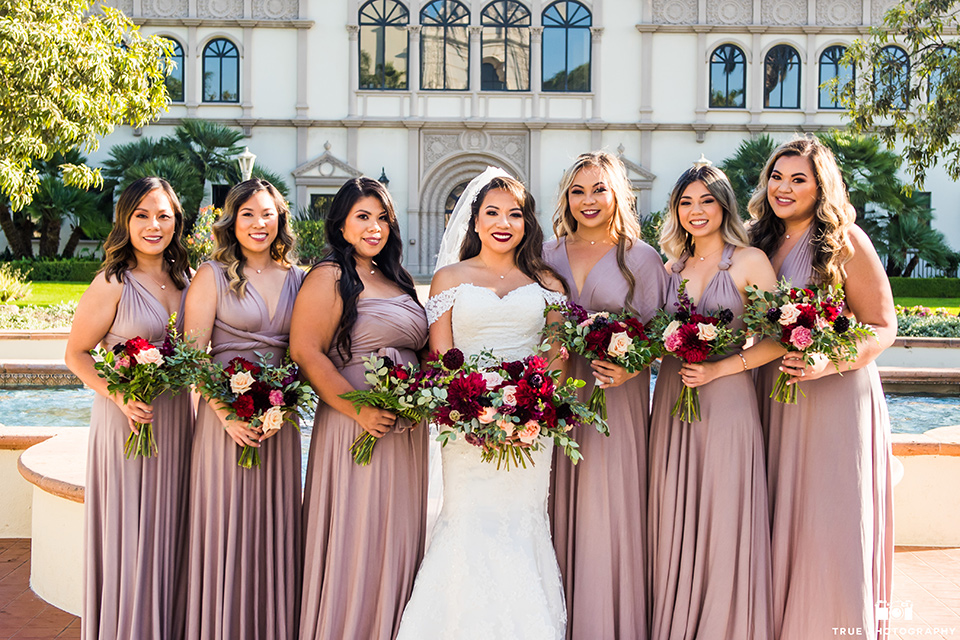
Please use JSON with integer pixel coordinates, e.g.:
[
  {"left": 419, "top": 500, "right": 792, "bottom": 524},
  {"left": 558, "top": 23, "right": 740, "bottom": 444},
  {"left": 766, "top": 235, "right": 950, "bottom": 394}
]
[{"left": 1, "top": 538, "right": 958, "bottom": 639}]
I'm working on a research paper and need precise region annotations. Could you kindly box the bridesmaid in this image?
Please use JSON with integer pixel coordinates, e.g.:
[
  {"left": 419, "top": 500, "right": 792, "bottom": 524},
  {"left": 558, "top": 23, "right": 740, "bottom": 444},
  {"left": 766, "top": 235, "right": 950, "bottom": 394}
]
[
  {"left": 750, "top": 138, "right": 896, "bottom": 639},
  {"left": 183, "top": 178, "right": 304, "bottom": 640},
  {"left": 648, "top": 163, "right": 779, "bottom": 640},
  {"left": 66, "top": 176, "right": 193, "bottom": 640},
  {"left": 293, "top": 177, "right": 428, "bottom": 640},
  {"left": 543, "top": 151, "right": 665, "bottom": 640}
]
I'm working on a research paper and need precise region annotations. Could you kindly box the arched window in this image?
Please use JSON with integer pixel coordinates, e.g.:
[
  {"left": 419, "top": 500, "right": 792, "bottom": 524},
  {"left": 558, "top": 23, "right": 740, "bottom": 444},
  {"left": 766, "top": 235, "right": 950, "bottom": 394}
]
[
  {"left": 359, "top": 0, "right": 409, "bottom": 90},
  {"left": 421, "top": 0, "right": 470, "bottom": 90},
  {"left": 709, "top": 44, "right": 745, "bottom": 108},
  {"left": 164, "top": 38, "right": 184, "bottom": 102},
  {"left": 445, "top": 181, "right": 468, "bottom": 226},
  {"left": 927, "top": 46, "right": 956, "bottom": 103},
  {"left": 764, "top": 44, "right": 801, "bottom": 109},
  {"left": 542, "top": 0, "right": 591, "bottom": 92},
  {"left": 202, "top": 38, "right": 239, "bottom": 103},
  {"left": 818, "top": 45, "right": 853, "bottom": 109},
  {"left": 481, "top": 1, "right": 530, "bottom": 91},
  {"left": 874, "top": 45, "right": 909, "bottom": 109}
]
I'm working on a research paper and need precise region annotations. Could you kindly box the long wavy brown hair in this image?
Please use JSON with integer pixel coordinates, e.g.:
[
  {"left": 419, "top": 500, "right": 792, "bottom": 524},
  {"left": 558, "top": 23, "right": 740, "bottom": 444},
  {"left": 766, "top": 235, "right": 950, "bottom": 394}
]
[
  {"left": 748, "top": 137, "right": 854, "bottom": 287},
  {"left": 99, "top": 176, "right": 190, "bottom": 289},
  {"left": 211, "top": 179, "right": 297, "bottom": 297},
  {"left": 553, "top": 152, "right": 642, "bottom": 313},
  {"left": 460, "top": 176, "right": 567, "bottom": 294}
]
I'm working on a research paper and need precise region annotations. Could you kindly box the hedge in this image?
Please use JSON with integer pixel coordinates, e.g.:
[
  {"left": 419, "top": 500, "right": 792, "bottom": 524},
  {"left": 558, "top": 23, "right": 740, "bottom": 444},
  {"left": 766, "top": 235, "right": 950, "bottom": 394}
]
[
  {"left": 5, "top": 259, "right": 100, "bottom": 282},
  {"left": 896, "top": 314, "right": 960, "bottom": 338},
  {"left": 889, "top": 277, "right": 960, "bottom": 298},
  {"left": 292, "top": 219, "right": 326, "bottom": 265}
]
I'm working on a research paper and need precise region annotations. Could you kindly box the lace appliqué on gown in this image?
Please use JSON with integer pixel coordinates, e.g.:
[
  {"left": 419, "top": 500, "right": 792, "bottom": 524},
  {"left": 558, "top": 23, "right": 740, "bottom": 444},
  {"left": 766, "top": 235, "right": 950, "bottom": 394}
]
[{"left": 397, "top": 283, "right": 567, "bottom": 640}]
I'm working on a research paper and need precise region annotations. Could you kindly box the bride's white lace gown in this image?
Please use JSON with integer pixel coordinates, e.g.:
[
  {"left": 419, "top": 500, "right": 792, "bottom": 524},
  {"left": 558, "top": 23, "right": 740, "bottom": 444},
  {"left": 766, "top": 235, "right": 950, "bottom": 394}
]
[{"left": 396, "top": 282, "right": 568, "bottom": 640}]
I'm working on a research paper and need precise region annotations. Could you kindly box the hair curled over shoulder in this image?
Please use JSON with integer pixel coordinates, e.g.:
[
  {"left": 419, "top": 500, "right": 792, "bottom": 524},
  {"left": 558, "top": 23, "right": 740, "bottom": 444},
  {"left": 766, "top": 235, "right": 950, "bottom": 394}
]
[
  {"left": 211, "top": 178, "right": 297, "bottom": 297},
  {"left": 319, "top": 177, "right": 419, "bottom": 362},
  {"left": 99, "top": 176, "right": 190, "bottom": 290},
  {"left": 553, "top": 151, "right": 642, "bottom": 313},
  {"left": 459, "top": 176, "right": 567, "bottom": 294},
  {"left": 660, "top": 164, "right": 749, "bottom": 262},
  {"left": 747, "top": 136, "right": 854, "bottom": 287}
]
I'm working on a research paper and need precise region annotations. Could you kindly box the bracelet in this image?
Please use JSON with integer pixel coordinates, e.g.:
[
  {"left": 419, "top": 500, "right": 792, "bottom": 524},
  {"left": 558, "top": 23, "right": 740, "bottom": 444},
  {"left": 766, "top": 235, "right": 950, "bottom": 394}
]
[{"left": 737, "top": 352, "right": 748, "bottom": 371}]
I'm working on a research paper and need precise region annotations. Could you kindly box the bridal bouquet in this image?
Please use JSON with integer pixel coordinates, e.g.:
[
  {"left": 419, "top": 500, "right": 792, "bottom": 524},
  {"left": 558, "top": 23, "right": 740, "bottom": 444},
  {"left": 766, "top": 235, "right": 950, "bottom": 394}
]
[
  {"left": 544, "top": 301, "right": 658, "bottom": 419},
  {"left": 92, "top": 314, "right": 206, "bottom": 459},
  {"left": 427, "top": 347, "right": 608, "bottom": 469},
  {"left": 195, "top": 352, "right": 315, "bottom": 468},
  {"left": 339, "top": 355, "right": 442, "bottom": 466},
  {"left": 743, "top": 279, "right": 876, "bottom": 404},
  {"left": 650, "top": 280, "right": 740, "bottom": 422}
]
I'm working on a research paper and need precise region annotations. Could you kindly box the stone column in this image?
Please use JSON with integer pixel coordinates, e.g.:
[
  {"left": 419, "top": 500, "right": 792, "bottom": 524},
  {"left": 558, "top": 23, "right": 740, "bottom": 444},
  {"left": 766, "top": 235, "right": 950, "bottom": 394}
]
[
  {"left": 469, "top": 26, "right": 482, "bottom": 116},
  {"left": 407, "top": 25, "right": 421, "bottom": 115},
  {"left": 530, "top": 26, "right": 543, "bottom": 118},
  {"left": 589, "top": 26, "right": 603, "bottom": 120},
  {"left": 347, "top": 25, "right": 360, "bottom": 117},
  {"left": 186, "top": 25, "right": 198, "bottom": 116},
  {"left": 242, "top": 26, "right": 253, "bottom": 120},
  {"left": 296, "top": 27, "right": 308, "bottom": 118}
]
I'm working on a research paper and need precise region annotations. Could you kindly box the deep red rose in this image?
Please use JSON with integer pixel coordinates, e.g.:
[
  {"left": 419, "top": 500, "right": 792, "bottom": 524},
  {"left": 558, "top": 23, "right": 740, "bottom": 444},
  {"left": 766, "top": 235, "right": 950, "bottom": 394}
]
[
  {"left": 796, "top": 304, "right": 818, "bottom": 329},
  {"left": 502, "top": 361, "right": 525, "bottom": 380},
  {"left": 393, "top": 366, "right": 410, "bottom": 381},
  {"left": 124, "top": 337, "right": 152, "bottom": 356},
  {"left": 539, "top": 402, "right": 557, "bottom": 429},
  {"left": 821, "top": 303, "right": 841, "bottom": 322},
  {"left": 249, "top": 381, "right": 272, "bottom": 411},
  {"left": 780, "top": 325, "right": 796, "bottom": 345},
  {"left": 232, "top": 395, "right": 255, "bottom": 419},
  {"left": 623, "top": 317, "right": 647, "bottom": 340},
  {"left": 226, "top": 357, "right": 260, "bottom": 376},
  {"left": 585, "top": 325, "right": 613, "bottom": 355}
]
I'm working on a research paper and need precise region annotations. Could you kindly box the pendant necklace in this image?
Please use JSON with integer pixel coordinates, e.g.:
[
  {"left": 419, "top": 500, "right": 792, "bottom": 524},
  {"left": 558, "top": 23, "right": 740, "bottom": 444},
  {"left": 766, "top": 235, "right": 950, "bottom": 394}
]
[{"left": 693, "top": 245, "right": 723, "bottom": 262}]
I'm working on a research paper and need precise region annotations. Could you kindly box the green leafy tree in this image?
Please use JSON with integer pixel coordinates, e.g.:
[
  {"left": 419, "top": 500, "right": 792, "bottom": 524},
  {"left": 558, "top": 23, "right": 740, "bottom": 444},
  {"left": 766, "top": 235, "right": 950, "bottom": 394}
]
[
  {"left": 719, "top": 134, "right": 777, "bottom": 217},
  {"left": 0, "top": 0, "right": 171, "bottom": 218},
  {"left": 842, "top": 0, "right": 960, "bottom": 186}
]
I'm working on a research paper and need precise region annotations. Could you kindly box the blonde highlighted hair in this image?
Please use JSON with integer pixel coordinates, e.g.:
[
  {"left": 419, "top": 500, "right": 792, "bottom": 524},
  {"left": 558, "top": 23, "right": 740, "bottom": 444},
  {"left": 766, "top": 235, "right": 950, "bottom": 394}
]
[
  {"left": 747, "top": 136, "right": 854, "bottom": 287},
  {"left": 553, "top": 151, "right": 643, "bottom": 312},
  {"left": 211, "top": 179, "right": 297, "bottom": 296},
  {"left": 659, "top": 164, "right": 749, "bottom": 262}
]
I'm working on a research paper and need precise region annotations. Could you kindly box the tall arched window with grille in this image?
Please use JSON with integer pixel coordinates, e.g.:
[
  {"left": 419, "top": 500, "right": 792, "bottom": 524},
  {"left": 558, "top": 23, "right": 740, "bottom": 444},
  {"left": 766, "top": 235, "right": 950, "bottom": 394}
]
[
  {"left": 202, "top": 38, "right": 239, "bottom": 103},
  {"left": 421, "top": 0, "right": 470, "bottom": 90},
  {"left": 359, "top": 0, "right": 409, "bottom": 90},
  {"left": 541, "top": 1, "right": 591, "bottom": 92},
  {"left": 874, "top": 45, "right": 909, "bottom": 109},
  {"left": 709, "top": 44, "right": 745, "bottom": 108},
  {"left": 480, "top": 1, "right": 530, "bottom": 91},
  {"left": 164, "top": 38, "right": 184, "bottom": 102},
  {"left": 928, "top": 46, "right": 957, "bottom": 103},
  {"left": 764, "top": 44, "right": 801, "bottom": 109},
  {"left": 818, "top": 45, "right": 853, "bottom": 109}
]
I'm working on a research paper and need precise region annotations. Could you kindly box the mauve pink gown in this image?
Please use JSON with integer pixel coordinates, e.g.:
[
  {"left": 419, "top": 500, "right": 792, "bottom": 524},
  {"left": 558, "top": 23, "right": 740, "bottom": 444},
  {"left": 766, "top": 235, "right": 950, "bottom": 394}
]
[
  {"left": 648, "top": 245, "right": 774, "bottom": 640},
  {"left": 184, "top": 262, "right": 305, "bottom": 640},
  {"left": 83, "top": 273, "right": 192, "bottom": 640},
  {"left": 543, "top": 237, "right": 666, "bottom": 640},
  {"left": 757, "top": 226, "right": 893, "bottom": 640},
  {"left": 299, "top": 294, "right": 429, "bottom": 640}
]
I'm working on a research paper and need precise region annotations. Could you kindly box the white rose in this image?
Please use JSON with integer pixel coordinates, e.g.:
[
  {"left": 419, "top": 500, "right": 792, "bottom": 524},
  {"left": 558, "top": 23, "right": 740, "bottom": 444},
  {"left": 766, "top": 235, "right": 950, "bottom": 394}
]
[
  {"left": 261, "top": 405, "right": 285, "bottom": 434},
  {"left": 230, "top": 370, "right": 255, "bottom": 395},
  {"left": 481, "top": 371, "right": 505, "bottom": 391},
  {"left": 135, "top": 347, "right": 164, "bottom": 367},
  {"left": 607, "top": 331, "right": 632, "bottom": 359},
  {"left": 779, "top": 303, "right": 801, "bottom": 325},
  {"left": 662, "top": 320, "right": 681, "bottom": 341},
  {"left": 696, "top": 323, "right": 718, "bottom": 342}
]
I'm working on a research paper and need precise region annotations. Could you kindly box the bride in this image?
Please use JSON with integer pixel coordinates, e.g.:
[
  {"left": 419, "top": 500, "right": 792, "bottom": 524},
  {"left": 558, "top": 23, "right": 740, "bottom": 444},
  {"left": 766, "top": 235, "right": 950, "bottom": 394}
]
[{"left": 396, "top": 169, "right": 569, "bottom": 639}]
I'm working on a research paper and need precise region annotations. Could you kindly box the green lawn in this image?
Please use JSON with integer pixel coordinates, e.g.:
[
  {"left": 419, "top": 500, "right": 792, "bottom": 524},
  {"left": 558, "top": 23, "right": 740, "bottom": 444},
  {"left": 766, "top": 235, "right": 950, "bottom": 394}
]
[
  {"left": 894, "top": 297, "right": 960, "bottom": 315},
  {"left": 15, "top": 282, "right": 89, "bottom": 307}
]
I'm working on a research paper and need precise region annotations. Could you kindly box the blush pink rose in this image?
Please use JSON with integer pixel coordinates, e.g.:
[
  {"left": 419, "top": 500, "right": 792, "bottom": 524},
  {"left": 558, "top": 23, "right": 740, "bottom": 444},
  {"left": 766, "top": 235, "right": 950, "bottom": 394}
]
[
  {"left": 261, "top": 405, "right": 285, "bottom": 433},
  {"left": 779, "top": 303, "right": 801, "bottom": 326},
  {"left": 607, "top": 331, "right": 632, "bottom": 358},
  {"left": 789, "top": 326, "right": 814, "bottom": 350},
  {"left": 268, "top": 390, "right": 284, "bottom": 406},
  {"left": 661, "top": 320, "right": 681, "bottom": 342},
  {"left": 518, "top": 420, "right": 541, "bottom": 445},
  {"left": 230, "top": 370, "right": 255, "bottom": 395},
  {"left": 134, "top": 347, "right": 164, "bottom": 367},
  {"left": 664, "top": 332, "right": 683, "bottom": 353},
  {"left": 500, "top": 385, "right": 517, "bottom": 406},
  {"left": 696, "top": 323, "right": 718, "bottom": 342},
  {"left": 481, "top": 371, "right": 505, "bottom": 390},
  {"left": 497, "top": 418, "right": 515, "bottom": 437},
  {"left": 478, "top": 406, "right": 498, "bottom": 424}
]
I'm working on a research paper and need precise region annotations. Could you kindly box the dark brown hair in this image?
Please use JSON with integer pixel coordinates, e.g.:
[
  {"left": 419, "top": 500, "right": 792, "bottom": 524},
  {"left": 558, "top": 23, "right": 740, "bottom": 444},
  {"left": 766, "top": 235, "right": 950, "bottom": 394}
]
[{"left": 99, "top": 176, "right": 190, "bottom": 289}]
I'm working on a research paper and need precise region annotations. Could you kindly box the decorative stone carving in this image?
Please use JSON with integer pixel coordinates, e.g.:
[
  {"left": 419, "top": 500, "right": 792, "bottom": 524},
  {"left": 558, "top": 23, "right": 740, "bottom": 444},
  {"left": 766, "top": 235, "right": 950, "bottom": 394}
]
[
  {"left": 490, "top": 134, "right": 527, "bottom": 173},
  {"left": 141, "top": 0, "right": 188, "bottom": 17},
  {"left": 816, "top": 0, "right": 861, "bottom": 25},
  {"left": 652, "top": 0, "right": 698, "bottom": 25},
  {"left": 706, "top": 0, "right": 752, "bottom": 25},
  {"left": 461, "top": 130, "right": 488, "bottom": 151},
  {"left": 761, "top": 0, "right": 806, "bottom": 25},
  {"left": 872, "top": 0, "right": 898, "bottom": 25},
  {"left": 198, "top": 0, "right": 243, "bottom": 19},
  {"left": 291, "top": 142, "right": 363, "bottom": 187},
  {"left": 589, "top": 27, "right": 604, "bottom": 40},
  {"left": 423, "top": 134, "right": 461, "bottom": 170},
  {"left": 252, "top": 0, "right": 298, "bottom": 19}
]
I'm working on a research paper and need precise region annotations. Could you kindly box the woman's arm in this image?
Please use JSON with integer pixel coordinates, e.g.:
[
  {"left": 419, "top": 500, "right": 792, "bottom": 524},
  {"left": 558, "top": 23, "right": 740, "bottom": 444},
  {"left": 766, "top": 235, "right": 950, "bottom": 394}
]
[
  {"left": 426, "top": 266, "right": 458, "bottom": 355},
  {"left": 289, "top": 264, "right": 396, "bottom": 438},
  {"left": 64, "top": 273, "right": 155, "bottom": 430},
  {"left": 539, "top": 273, "right": 570, "bottom": 381}
]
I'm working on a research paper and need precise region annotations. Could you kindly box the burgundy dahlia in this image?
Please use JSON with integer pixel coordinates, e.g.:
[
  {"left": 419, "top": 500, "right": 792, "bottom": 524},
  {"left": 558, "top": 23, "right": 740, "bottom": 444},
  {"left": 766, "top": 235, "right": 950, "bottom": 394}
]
[{"left": 442, "top": 348, "right": 465, "bottom": 370}]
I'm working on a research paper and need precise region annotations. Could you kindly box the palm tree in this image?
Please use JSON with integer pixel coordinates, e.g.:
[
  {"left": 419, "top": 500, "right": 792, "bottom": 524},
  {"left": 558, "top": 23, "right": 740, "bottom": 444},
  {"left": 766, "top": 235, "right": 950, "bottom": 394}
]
[{"left": 173, "top": 119, "right": 245, "bottom": 194}]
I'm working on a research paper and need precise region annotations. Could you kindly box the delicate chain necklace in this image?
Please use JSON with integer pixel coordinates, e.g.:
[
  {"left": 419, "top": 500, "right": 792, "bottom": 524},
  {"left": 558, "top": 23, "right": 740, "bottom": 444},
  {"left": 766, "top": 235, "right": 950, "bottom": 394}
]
[
  {"left": 139, "top": 269, "right": 168, "bottom": 291},
  {"left": 693, "top": 245, "right": 723, "bottom": 262},
  {"left": 574, "top": 233, "right": 613, "bottom": 246}
]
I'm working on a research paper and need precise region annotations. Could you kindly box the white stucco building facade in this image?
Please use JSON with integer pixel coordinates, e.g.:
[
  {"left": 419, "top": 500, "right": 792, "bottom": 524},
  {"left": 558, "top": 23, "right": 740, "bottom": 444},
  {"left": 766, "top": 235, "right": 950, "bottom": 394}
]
[{"left": 90, "top": 0, "right": 960, "bottom": 276}]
